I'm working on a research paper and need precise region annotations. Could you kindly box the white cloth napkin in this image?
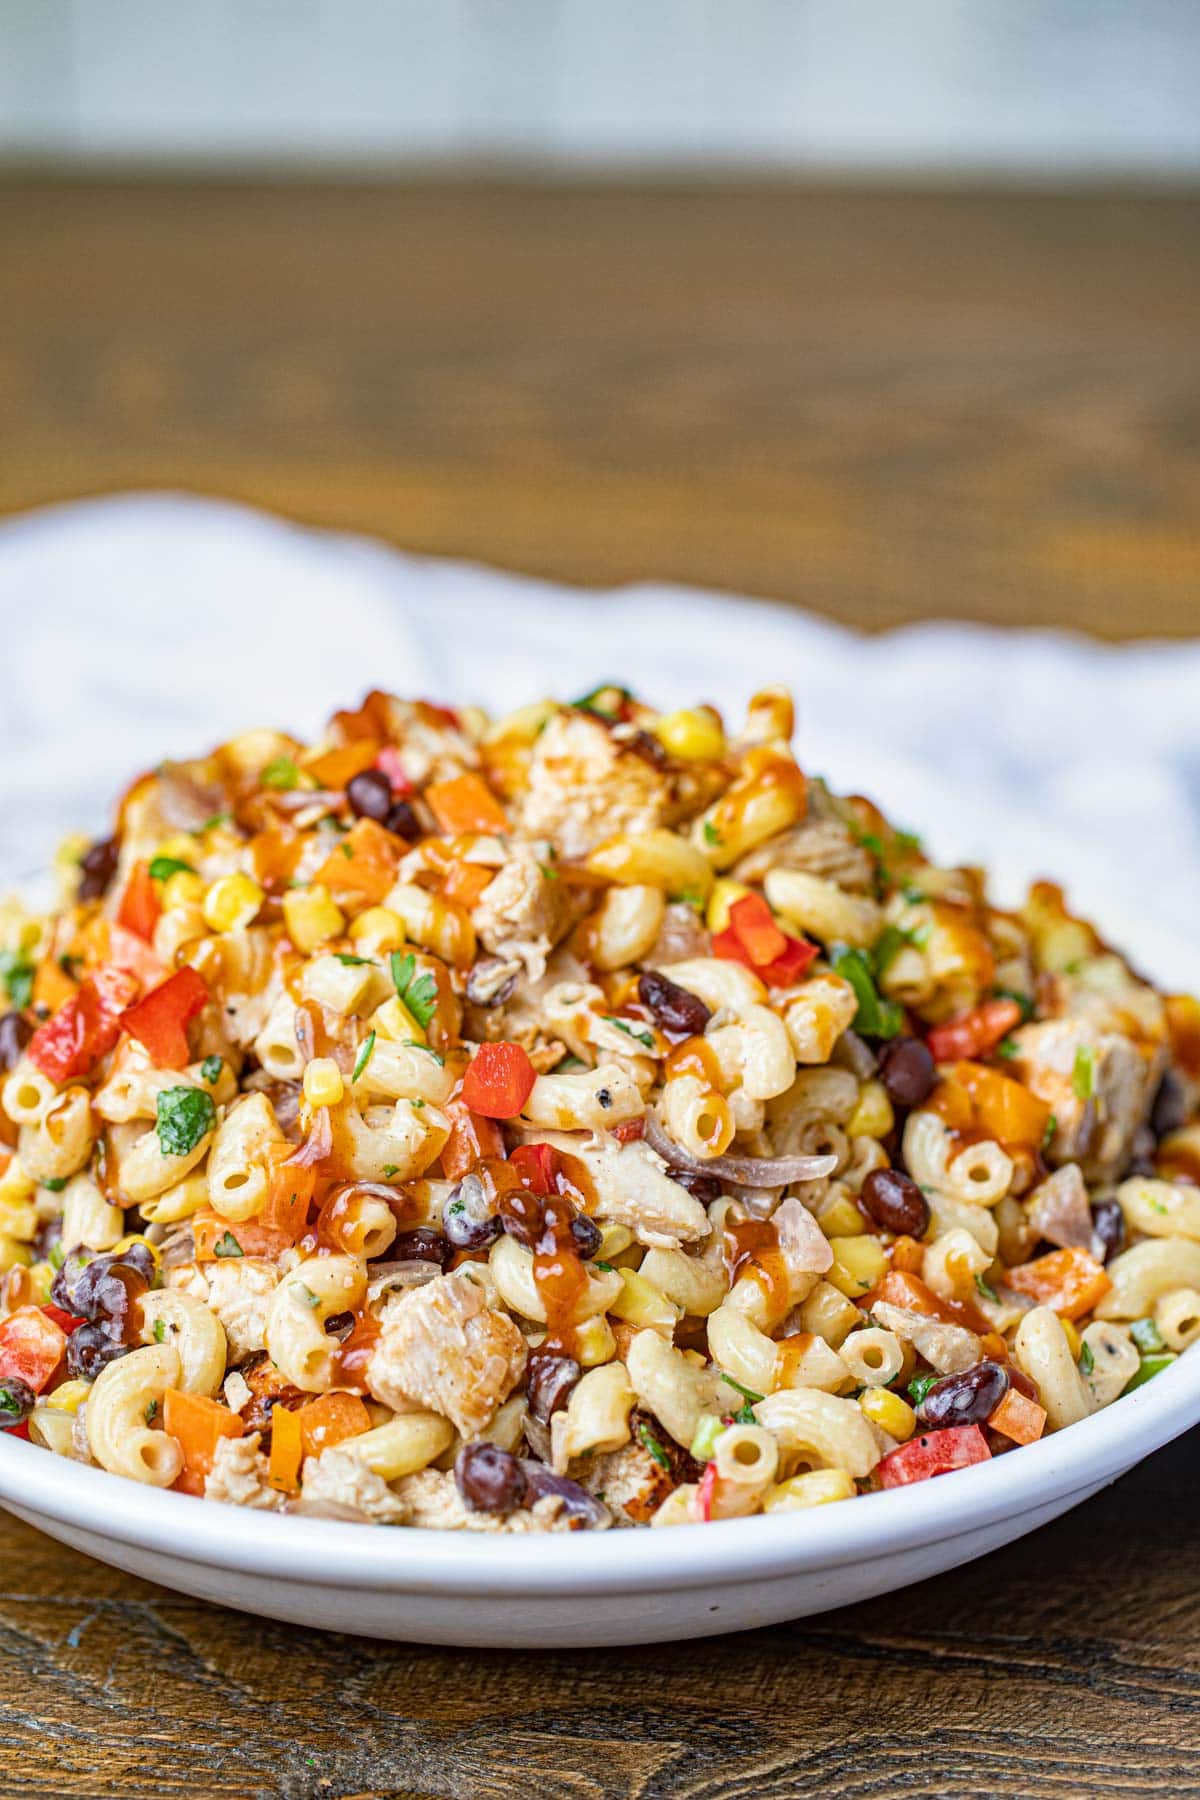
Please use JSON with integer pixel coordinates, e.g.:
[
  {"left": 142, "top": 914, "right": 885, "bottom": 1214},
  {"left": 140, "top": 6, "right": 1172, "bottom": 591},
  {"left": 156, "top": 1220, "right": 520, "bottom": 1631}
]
[{"left": 3, "top": 492, "right": 1198, "bottom": 986}]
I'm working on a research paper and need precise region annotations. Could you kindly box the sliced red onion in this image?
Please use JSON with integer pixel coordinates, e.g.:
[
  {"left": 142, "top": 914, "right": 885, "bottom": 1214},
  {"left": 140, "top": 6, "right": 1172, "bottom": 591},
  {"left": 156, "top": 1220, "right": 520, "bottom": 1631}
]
[
  {"left": 518, "top": 1461, "right": 611, "bottom": 1528},
  {"left": 644, "top": 1111, "right": 837, "bottom": 1188},
  {"left": 366, "top": 1260, "right": 441, "bottom": 1304},
  {"left": 287, "top": 1104, "right": 332, "bottom": 1167},
  {"left": 838, "top": 1030, "right": 878, "bottom": 1082}
]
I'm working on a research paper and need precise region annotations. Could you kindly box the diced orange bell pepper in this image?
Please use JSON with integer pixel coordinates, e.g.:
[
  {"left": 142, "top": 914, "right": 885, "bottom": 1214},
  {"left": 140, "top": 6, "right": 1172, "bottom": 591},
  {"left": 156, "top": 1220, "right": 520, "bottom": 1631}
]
[
  {"left": 439, "top": 1099, "right": 505, "bottom": 1179},
  {"left": 460, "top": 1040, "right": 537, "bottom": 1118},
  {"left": 0, "top": 1306, "right": 68, "bottom": 1394},
  {"left": 303, "top": 739, "right": 381, "bottom": 790},
  {"left": 119, "top": 966, "right": 210, "bottom": 1070},
  {"left": 425, "top": 773, "right": 509, "bottom": 837},
  {"left": 1006, "top": 1246, "right": 1111, "bottom": 1320},
  {"left": 116, "top": 861, "right": 161, "bottom": 943},
  {"left": 949, "top": 1060, "right": 1052, "bottom": 1151},
  {"left": 297, "top": 1391, "right": 372, "bottom": 1458},
  {"left": 987, "top": 1387, "right": 1048, "bottom": 1445},
  {"left": 442, "top": 861, "right": 495, "bottom": 910},
  {"left": 268, "top": 1402, "right": 304, "bottom": 1494},
  {"left": 925, "top": 999, "right": 1022, "bottom": 1065},
  {"left": 163, "top": 1388, "right": 245, "bottom": 1497},
  {"left": 314, "top": 818, "right": 400, "bottom": 904},
  {"left": 31, "top": 957, "right": 77, "bottom": 1017}
]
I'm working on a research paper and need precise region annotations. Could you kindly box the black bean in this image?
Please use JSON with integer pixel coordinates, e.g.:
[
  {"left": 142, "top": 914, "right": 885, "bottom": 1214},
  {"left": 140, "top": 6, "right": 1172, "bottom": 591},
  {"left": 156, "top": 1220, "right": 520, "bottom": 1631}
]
[
  {"left": 391, "top": 1228, "right": 451, "bottom": 1270},
  {"left": 1090, "top": 1197, "right": 1126, "bottom": 1265},
  {"left": 0, "top": 1375, "right": 35, "bottom": 1429},
  {"left": 442, "top": 1175, "right": 502, "bottom": 1250},
  {"left": 917, "top": 1361, "right": 1009, "bottom": 1430},
  {"left": 569, "top": 1215, "right": 603, "bottom": 1259},
  {"left": 0, "top": 1011, "right": 33, "bottom": 1072},
  {"left": 526, "top": 1353, "right": 582, "bottom": 1423},
  {"left": 669, "top": 1167, "right": 723, "bottom": 1205},
  {"left": 345, "top": 768, "right": 393, "bottom": 823},
  {"left": 77, "top": 836, "right": 119, "bottom": 902},
  {"left": 385, "top": 800, "right": 421, "bottom": 841},
  {"left": 877, "top": 1035, "right": 936, "bottom": 1110},
  {"left": 52, "top": 1251, "right": 148, "bottom": 1333},
  {"left": 66, "top": 1323, "right": 130, "bottom": 1381},
  {"left": 637, "top": 970, "right": 712, "bottom": 1037},
  {"left": 455, "top": 1442, "right": 526, "bottom": 1514},
  {"left": 1151, "top": 1070, "right": 1189, "bottom": 1141},
  {"left": 860, "top": 1167, "right": 930, "bottom": 1238}
]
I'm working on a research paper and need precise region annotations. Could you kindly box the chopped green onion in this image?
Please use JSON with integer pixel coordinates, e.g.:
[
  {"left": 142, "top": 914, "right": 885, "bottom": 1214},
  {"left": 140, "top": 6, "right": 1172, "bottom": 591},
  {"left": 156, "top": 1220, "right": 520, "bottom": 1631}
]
[
  {"left": 1122, "top": 1352, "right": 1176, "bottom": 1394},
  {"left": 717, "top": 1372, "right": 764, "bottom": 1406},
  {"left": 993, "top": 986, "right": 1036, "bottom": 1023},
  {"left": 295, "top": 1283, "right": 321, "bottom": 1309},
  {"left": 200, "top": 1055, "right": 223, "bottom": 1084},
  {"left": 974, "top": 1273, "right": 998, "bottom": 1302},
  {"left": 907, "top": 1372, "right": 940, "bottom": 1406},
  {"left": 1042, "top": 1112, "right": 1058, "bottom": 1150},
  {"left": 0, "top": 950, "right": 34, "bottom": 1011},
  {"left": 637, "top": 1423, "right": 671, "bottom": 1471},
  {"left": 1130, "top": 1316, "right": 1166, "bottom": 1354},
  {"left": 334, "top": 952, "right": 373, "bottom": 967},
  {"left": 404, "top": 1039, "right": 444, "bottom": 1065},
  {"left": 153, "top": 1317, "right": 167, "bottom": 1344},
  {"left": 41, "top": 1176, "right": 67, "bottom": 1193},
  {"left": 689, "top": 1414, "right": 726, "bottom": 1463},
  {"left": 1072, "top": 1045, "right": 1096, "bottom": 1102},
  {"left": 702, "top": 820, "right": 722, "bottom": 847},
  {"left": 1078, "top": 1341, "right": 1094, "bottom": 1375},
  {"left": 213, "top": 1231, "right": 243, "bottom": 1259},
  {"left": 148, "top": 854, "right": 195, "bottom": 882},
  {"left": 390, "top": 951, "right": 438, "bottom": 1030},
  {"left": 261, "top": 755, "right": 300, "bottom": 791},
  {"left": 830, "top": 945, "right": 904, "bottom": 1040},
  {"left": 602, "top": 1015, "right": 655, "bottom": 1051},
  {"left": 352, "top": 1031, "right": 377, "bottom": 1083}
]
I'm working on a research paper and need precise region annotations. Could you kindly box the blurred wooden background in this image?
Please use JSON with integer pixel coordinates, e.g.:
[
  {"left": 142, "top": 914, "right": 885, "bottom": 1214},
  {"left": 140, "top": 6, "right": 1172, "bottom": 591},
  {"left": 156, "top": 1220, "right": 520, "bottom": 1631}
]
[{"left": 0, "top": 177, "right": 1197, "bottom": 635}]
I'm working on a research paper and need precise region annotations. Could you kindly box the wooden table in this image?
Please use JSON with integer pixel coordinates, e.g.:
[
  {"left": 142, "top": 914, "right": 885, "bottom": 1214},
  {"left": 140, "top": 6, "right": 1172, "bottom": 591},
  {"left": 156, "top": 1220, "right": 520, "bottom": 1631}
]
[{"left": 2, "top": 178, "right": 1199, "bottom": 1798}]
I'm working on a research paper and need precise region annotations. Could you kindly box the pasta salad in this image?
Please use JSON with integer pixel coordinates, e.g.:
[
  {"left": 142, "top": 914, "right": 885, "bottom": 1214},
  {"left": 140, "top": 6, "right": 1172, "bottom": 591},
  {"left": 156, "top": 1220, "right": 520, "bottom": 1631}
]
[{"left": 1, "top": 683, "right": 1198, "bottom": 1531}]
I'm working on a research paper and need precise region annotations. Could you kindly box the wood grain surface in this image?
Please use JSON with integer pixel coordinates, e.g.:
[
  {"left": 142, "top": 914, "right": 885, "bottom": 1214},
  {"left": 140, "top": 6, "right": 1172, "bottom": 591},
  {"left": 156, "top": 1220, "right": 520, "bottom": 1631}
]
[
  {"left": 0, "top": 177, "right": 1197, "bottom": 635},
  {"left": 1, "top": 177, "right": 1199, "bottom": 1798}
]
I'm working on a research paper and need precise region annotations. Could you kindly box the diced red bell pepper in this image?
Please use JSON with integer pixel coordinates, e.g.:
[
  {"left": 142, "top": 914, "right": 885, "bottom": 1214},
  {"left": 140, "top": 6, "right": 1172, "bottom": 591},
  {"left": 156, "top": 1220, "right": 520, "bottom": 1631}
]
[
  {"left": 119, "top": 966, "right": 210, "bottom": 1070},
  {"left": 460, "top": 1041, "right": 537, "bottom": 1119},
  {"left": 41, "top": 1304, "right": 85, "bottom": 1335},
  {"left": 106, "top": 922, "right": 168, "bottom": 988},
  {"left": 0, "top": 1306, "right": 68, "bottom": 1395},
  {"left": 713, "top": 921, "right": 818, "bottom": 987},
  {"left": 509, "top": 1142, "right": 561, "bottom": 1195},
  {"left": 727, "top": 894, "right": 787, "bottom": 968},
  {"left": 4, "top": 1422, "right": 30, "bottom": 1440},
  {"left": 697, "top": 1459, "right": 719, "bottom": 1522},
  {"left": 27, "top": 964, "right": 139, "bottom": 1082},
  {"left": 116, "top": 860, "right": 162, "bottom": 943},
  {"left": 877, "top": 1424, "right": 992, "bottom": 1488},
  {"left": 925, "top": 999, "right": 1023, "bottom": 1065},
  {"left": 712, "top": 925, "right": 755, "bottom": 971},
  {"left": 439, "top": 1099, "right": 505, "bottom": 1179}
]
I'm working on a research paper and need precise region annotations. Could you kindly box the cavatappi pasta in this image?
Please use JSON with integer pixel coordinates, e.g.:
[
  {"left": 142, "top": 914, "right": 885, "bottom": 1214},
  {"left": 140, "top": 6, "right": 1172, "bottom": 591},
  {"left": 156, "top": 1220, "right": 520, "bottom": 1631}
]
[{"left": 1, "top": 682, "right": 1198, "bottom": 1530}]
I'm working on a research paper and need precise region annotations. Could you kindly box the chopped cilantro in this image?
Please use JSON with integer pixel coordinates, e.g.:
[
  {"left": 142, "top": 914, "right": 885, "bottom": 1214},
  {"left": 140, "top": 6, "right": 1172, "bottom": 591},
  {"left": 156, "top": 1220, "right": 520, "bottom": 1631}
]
[
  {"left": 637, "top": 1423, "right": 671, "bottom": 1471},
  {"left": 404, "top": 1039, "right": 445, "bottom": 1065},
  {"left": 155, "top": 1086, "right": 216, "bottom": 1158},
  {"left": 996, "top": 1037, "right": 1020, "bottom": 1061},
  {"left": 1072, "top": 1045, "right": 1095, "bottom": 1102},
  {"left": 717, "top": 1372, "right": 764, "bottom": 1406},
  {"left": 702, "top": 820, "right": 722, "bottom": 847},
  {"left": 334, "top": 952, "right": 372, "bottom": 967},
  {"left": 59, "top": 952, "right": 82, "bottom": 979},
  {"left": 602, "top": 1015, "right": 655, "bottom": 1051},
  {"left": 144, "top": 1399, "right": 158, "bottom": 1424},
  {"left": 213, "top": 1231, "right": 243, "bottom": 1259},
  {"left": 153, "top": 1317, "right": 167, "bottom": 1344},
  {"left": 1042, "top": 1112, "right": 1058, "bottom": 1150},
  {"left": 539, "top": 864, "right": 559, "bottom": 882},
  {"left": 902, "top": 885, "right": 927, "bottom": 906},
  {"left": 200, "top": 1054, "right": 223, "bottom": 1084},
  {"left": 830, "top": 945, "right": 904, "bottom": 1041},
  {"left": 1079, "top": 1341, "right": 1094, "bottom": 1376},
  {"left": 907, "top": 1372, "right": 940, "bottom": 1406},
  {"left": 261, "top": 755, "right": 300, "bottom": 791},
  {"left": 148, "top": 854, "right": 195, "bottom": 882},
  {"left": 673, "top": 888, "right": 706, "bottom": 910},
  {"left": 0, "top": 950, "right": 34, "bottom": 1011},
  {"left": 894, "top": 828, "right": 923, "bottom": 856},
  {"left": 352, "top": 1031, "right": 377, "bottom": 1083},
  {"left": 382, "top": 1164, "right": 400, "bottom": 1178},
  {"left": 733, "top": 1401, "right": 757, "bottom": 1425},
  {"left": 390, "top": 951, "right": 438, "bottom": 1030},
  {"left": 594, "top": 1261, "right": 615, "bottom": 1273},
  {"left": 340, "top": 841, "right": 354, "bottom": 860},
  {"left": 41, "top": 1176, "right": 67, "bottom": 1193},
  {"left": 974, "top": 1273, "right": 998, "bottom": 1302},
  {"left": 198, "top": 811, "right": 231, "bottom": 833},
  {"left": 569, "top": 682, "right": 629, "bottom": 721}
]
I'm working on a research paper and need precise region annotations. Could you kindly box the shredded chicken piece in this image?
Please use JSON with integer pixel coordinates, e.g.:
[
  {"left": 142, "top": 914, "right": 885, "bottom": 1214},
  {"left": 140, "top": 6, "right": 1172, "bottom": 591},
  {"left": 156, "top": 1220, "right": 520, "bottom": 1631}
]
[
  {"left": 296, "top": 1448, "right": 408, "bottom": 1523},
  {"left": 204, "top": 1431, "right": 287, "bottom": 1511},
  {"left": 394, "top": 1468, "right": 587, "bottom": 1533},
  {"left": 169, "top": 1257, "right": 280, "bottom": 1362},
  {"left": 517, "top": 711, "right": 674, "bottom": 858},
  {"left": 528, "top": 1130, "right": 709, "bottom": 1249},
  {"left": 472, "top": 843, "right": 571, "bottom": 981},
  {"left": 1025, "top": 1163, "right": 1094, "bottom": 1250},
  {"left": 773, "top": 1195, "right": 835, "bottom": 1278},
  {"left": 732, "top": 818, "right": 875, "bottom": 892},
  {"left": 366, "top": 1271, "right": 527, "bottom": 1438},
  {"left": 1013, "top": 1018, "right": 1164, "bottom": 1181}
]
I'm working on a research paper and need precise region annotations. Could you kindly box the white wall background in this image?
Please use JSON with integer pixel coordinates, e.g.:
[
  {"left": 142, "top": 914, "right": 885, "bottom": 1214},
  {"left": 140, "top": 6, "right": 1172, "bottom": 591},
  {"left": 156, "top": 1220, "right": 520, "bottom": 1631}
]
[{"left": 2, "top": 0, "right": 1198, "bottom": 176}]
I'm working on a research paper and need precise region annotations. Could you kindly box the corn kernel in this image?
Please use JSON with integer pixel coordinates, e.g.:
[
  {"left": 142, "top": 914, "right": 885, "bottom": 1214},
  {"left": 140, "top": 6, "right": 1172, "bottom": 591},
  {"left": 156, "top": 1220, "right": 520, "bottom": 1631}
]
[
  {"left": 155, "top": 833, "right": 200, "bottom": 866},
  {"left": 817, "top": 1193, "right": 867, "bottom": 1239},
  {"left": 859, "top": 1385, "right": 917, "bottom": 1442},
  {"left": 596, "top": 1222, "right": 635, "bottom": 1264},
  {"left": 304, "top": 1057, "right": 345, "bottom": 1109},
  {"left": 44, "top": 1378, "right": 91, "bottom": 1416},
  {"left": 348, "top": 906, "right": 406, "bottom": 954},
  {"left": 162, "top": 869, "right": 206, "bottom": 910},
  {"left": 0, "top": 1236, "right": 32, "bottom": 1274},
  {"left": 1061, "top": 1317, "right": 1082, "bottom": 1360},
  {"left": 847, "top": 1078, "right": 895, "bottom": 1141},
  {"left": 371, "top": 995, "right": 426, "bottom": 1046},
  {"left": 609, "top": 1269, "right": 679, "bottom": 1332},
  {"left": 706, "top": 878, "right": 751, "bottom": 934},
  {"left": 653, "top": 706, "right": 725, "bottom": 763},
  {"left": 24, "top": 1261, "right": 54, "bottom": 1305},
  {"left": 827, "top": 1234, "right": 888, "bottom": 1299},
  {"left": 203, "top": 873, "right": 264, "bottom": 934},
  {"left": 573, "top": 1313, "right": 617, "bottom": 1368},
  {"left": 282, "top": 885, "right": 344, "bottom": 953},
  {"left": 0, "top": 1158, "right": 36, "bottom": 1206},
  {"left": 762, "top": 1469, "right": 855, "bottom": 1512}
]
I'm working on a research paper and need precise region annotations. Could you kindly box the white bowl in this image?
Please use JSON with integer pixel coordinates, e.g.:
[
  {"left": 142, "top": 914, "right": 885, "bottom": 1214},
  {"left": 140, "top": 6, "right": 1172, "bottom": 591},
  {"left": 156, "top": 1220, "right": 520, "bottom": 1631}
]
[{"left": 1, "top": 886, "right": 1197, "bottom": 1647}]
